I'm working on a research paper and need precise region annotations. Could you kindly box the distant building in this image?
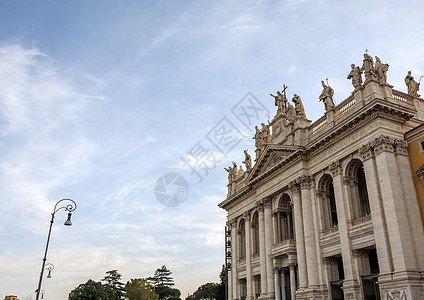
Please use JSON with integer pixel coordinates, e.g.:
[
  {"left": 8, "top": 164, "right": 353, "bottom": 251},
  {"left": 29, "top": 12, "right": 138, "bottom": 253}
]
[
  {"left": 5, "top": 296, "right": 19, "bottom": 300},
  {"left": 219, "top": 55, "right": 424, "bottom": 300}
]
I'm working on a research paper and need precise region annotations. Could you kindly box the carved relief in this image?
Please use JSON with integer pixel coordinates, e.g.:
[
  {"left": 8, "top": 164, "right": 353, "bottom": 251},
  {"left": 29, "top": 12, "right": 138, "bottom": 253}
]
[
  {"left": 383, "top": 288, "right": 408, "bottom": 300},
  {"left": 297, "top": 175, "right": 311, "bottom": 190},
  {"left": 411, "top": 287, "right": 424, "bottom": 299},
  {"left": 263, "top": 198, "right": 272, "bottom": 208},
  {"left": 322, "top": 257, "right": 338, "bottom": 265},
  {"left": 352, "top": 249, "right": 368, "bottom": 258}
]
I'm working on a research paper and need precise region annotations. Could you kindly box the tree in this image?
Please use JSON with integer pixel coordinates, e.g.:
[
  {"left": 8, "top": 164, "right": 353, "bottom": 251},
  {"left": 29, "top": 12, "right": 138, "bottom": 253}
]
[
  {"left": 191, "top": 283, "right": 219, "bottom": 300},
  {"left": 125, "top": 278, "right": 159, "bottom": 300},
  {"left": 215, "top": 265, "right": 225, "bottom": 300},
  {"left": 68, "top": 279, "right": 109, "bottom": 300},
  {"left": 101, "top": 270, "right": 126, "bottom": 300},
  {"left": 148, "top": 266, "right": 180, "bottom": 300}
]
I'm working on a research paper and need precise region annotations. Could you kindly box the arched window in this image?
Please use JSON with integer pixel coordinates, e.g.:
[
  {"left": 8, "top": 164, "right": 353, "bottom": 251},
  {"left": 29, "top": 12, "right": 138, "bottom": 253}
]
[
  {"left": 318, "top": 174, "right": 338, "bottom": 231},
  {"left": 251, "top": 212, "right": 260, "bottom": 256},
  {"left": 275, "top": 194, "right": 294, "bottom": 242},
  {"left": 238, "top": 219, "right": 246, "bottom": 261},
  {"left": 346, "top": 159, "right": 371, "bottom": 220}
]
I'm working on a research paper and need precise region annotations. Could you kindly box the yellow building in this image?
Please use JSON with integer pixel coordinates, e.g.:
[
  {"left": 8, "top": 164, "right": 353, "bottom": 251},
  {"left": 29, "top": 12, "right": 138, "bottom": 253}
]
[{"left": 405, "top": 123, "right": 424, "bottom": 227}]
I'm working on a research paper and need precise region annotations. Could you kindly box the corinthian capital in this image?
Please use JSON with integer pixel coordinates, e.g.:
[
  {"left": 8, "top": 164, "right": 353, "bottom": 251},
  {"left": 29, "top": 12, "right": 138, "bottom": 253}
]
[
  {"left": 297, "top": 175, "right": 311, "bottom": 190},
  {"left": 329, "top": 160, "right": 342, "bottom": 177},
  {"left": 288, "top": 180, "right": 300, "bottom": 194},
  {"left": 372, "top": 135, "right": 394, "bottom": 155},
  {"left": 358, "top": 143, "right": 373, "bottom": 161},
  {"left": 394, "top": 138, "right": 408, "bottom": 155}
]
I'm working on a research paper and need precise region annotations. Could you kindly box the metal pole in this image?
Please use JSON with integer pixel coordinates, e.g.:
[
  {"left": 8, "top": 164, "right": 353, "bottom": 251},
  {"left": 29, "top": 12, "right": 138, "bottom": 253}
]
[
  {"left": 225, "top": 226, "right": 228, "bottom": 300},
  {"left": 35, "top": 213, "right": 55, "bottom": 300}
]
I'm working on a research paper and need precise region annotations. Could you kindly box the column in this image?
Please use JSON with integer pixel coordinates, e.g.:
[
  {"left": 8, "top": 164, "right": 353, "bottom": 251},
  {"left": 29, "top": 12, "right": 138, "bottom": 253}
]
[
  {"left": 231, "top": 220, "right": 238, "bottom": 300},
  {"left": 330, "top": 161, "right": 358, "bottom": 295},
  {"left": 288, "top": 180, "right": 307, "bottom": 288},
  {"left": 264, "top": 199, "right": 275, "bottom": 297},
  {"left": 359, "top": 142, "right": 393, "bottom": 276},
  {"left": 244, "top": 211, "right": 253, "bottom": 300},
  {"left": 281, "top": 269, "right": 286, "bottom": 300},
  {"left": 299, "top": 175, "right": 318, "bottom": 288},
  {"left": 289, "top": 263, "right": 296, "bottom": 300},
  {"left": 273, "top": 213, "right": 277, "bottom": 244},
  {"left": 258, "top": 205, "right": 268, "bottom": 296},
  {"left": 372, "top": 136, "right": 416, "bottom": 272},
  {"left": 274, "top": 268, "right": 281, "bottom": 300},
  {"left": 394, "top": 139, "right": 424, "bottom": 270}
]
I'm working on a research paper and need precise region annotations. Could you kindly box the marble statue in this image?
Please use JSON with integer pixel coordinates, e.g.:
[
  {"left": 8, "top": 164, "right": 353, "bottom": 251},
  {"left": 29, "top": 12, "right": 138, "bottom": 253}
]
[
  {"left": 405, "top": 71, "right": 420, "bottom": 97},
  {"left": 319, "top": 80, "right": 335, "bottom": 111},
  {"left": 270, "top": 91, "right": 287, "bottom": 113},
  {"left": 361, "top": 53, "right": 376, "bottom": 81},
  {"left": 261, "top": 122, "right": 271, "bottom": 144},
  {"left": 253, "top": 126, "right": 262, "bottom": 148},
  {"left": 347, "top": 63, "right": 363, "bottom": 88},
  {"left": 286, "top": 102, "right": 296, "bottom": 123},
  {"left": 242, "top": 150, "right": 252, "bottom": 170},
  {"left": 374, "top": 56, "right": 389, "bottom": 83},
  {"left": 224, "top": 161, "right": 238, "bottom": 183},
  {"left": 238, "top": 165, "right": 244, "bottom": 177},
  {"left": 292, "top": 94, "right": 306, "bottom": 117}
]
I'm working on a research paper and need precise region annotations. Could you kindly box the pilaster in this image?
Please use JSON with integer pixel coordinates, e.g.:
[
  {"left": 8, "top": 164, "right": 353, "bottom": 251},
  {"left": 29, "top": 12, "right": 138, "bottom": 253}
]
[
  {"left": 288, "top": 180, "right": 308, "bottom": 289},
  {"left": 244, "top": 211, "right": 254, "bottom": 300},
  {"left": 264, "top": 198, "right": 275, "bottom": 298},
  {"left": 298, "top": 175, "right": 319, "bottom": 288},
  {"left": 257, "top": 203, "right": 268, "bottom": 297}
]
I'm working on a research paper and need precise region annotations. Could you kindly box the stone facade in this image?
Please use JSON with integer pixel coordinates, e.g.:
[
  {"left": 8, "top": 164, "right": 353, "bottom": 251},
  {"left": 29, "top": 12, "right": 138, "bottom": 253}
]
[{"left": 219, "top": 56, "right": 424, "bottom": 300}]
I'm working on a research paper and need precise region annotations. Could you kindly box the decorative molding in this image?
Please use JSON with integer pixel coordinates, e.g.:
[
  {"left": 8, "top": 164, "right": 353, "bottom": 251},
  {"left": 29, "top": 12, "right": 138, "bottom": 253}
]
[
  {"left": 352, "top": 249, "right": 368, "bottom": 258},
  {"left": 243, "top": 211, "right": 251, "bottom": 220},
  {"left": 330, "top": 160, "right": 342, "bottom": 177},
  {"left": 264, "top": 197, "right": 272, "bottom": 208},
  {"left": 288, "top": 263, "right": 296, "bottom": 269},
  {"left": 383, "top": 288, "right": 409, "bottom": 300},
  {"left": 322, "top": 257, "right": 338, "bottom": 265}
]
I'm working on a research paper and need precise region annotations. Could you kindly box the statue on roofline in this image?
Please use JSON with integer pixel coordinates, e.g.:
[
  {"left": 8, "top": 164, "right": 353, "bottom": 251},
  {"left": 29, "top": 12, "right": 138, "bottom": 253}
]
[
  {"left": 224, "top": 161, "right": 237, "bottom": 184},
  {"left": 242, "top": 150, "right": 252, "bottom": 171},
  {"left": 347, "top": 63, "right": 363, "bottom": 88},
  {"left": 361, "top": 53, "right": 376, "bottom": 81},
  {"left": 374, "top": 56, "right": 389, "bottom": 83},
  {"left": 253, "top": 125, "right": 262, "bottom": 148},
  {"left": 270, "top": 91, "right": 287, "bottom": 114},
  {"left": 405, "top": 71, "right": 420, "bottom": 97},
  {"left": 292, "top": 94, "right": 306, "bottom": 117},
  {"left": 319, "top": 80, "right": 335, "bottom": 111}
]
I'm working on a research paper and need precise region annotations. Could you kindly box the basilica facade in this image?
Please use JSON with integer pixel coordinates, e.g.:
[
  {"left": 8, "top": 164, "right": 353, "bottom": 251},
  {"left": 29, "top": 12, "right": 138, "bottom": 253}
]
[{"left": 218, "top": 54, "right": 424, "bottom": 300}]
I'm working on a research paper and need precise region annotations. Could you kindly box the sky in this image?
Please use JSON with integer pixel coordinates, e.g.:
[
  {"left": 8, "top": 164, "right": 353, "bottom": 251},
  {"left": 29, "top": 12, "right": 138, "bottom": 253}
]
[{"left": 0, "top": 0, "right": 424, "bottom": 299}]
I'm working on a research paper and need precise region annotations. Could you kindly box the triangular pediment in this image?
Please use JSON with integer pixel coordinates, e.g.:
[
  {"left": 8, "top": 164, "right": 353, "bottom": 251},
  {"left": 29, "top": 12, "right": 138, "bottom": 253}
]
[{"left": 246, "top": 144, "right": 303, "bottom": 184}]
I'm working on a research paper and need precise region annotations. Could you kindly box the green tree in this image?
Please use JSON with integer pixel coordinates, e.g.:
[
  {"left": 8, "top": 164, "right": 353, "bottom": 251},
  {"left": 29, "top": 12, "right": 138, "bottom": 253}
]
[
  {"left": 101, "top": 270, "right": 126, "bottom": 300},
  {"left": 68, "top": 279, "right": 109, "bottom": 300},
  {"left": 192, "top": 283, "right": 219, "bottom": 300},
  {"left": 215, "top": 265, "right": 225, "bottom": 300},
  {"left": 125, "top": 278, "right": 159, "bottom": 300},
  {"left": 148, "top": 266, "right": 180, "bottom": 300}
]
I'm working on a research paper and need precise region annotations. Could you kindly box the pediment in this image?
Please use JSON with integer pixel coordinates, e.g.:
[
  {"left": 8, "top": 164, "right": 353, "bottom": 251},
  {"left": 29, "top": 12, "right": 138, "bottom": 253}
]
[{"left": 246, "top": 144, "right": 303, "bottom": 184}]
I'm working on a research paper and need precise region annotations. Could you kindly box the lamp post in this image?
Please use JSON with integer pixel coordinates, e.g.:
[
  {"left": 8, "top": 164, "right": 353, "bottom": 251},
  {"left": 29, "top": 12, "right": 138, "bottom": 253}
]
[
  {"left": 44, "top": 263, "right": 54, "bottom": 278},
  {"left": 35, "top": 198, "right": 76, "bottom": 300},
  {"left": 225, "top": 226, "right": 232, "bottom": 300}
]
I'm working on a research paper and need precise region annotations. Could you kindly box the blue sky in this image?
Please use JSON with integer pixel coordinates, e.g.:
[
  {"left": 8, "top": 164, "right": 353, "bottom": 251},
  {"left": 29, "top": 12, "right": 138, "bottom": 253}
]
[{"left": 1, "top": 0, "right": 424, "bottom": 299}]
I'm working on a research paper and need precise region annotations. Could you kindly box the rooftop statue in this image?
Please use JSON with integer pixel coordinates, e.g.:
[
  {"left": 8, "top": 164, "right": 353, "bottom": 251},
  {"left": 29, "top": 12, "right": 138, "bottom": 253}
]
[
  {"left": 361, "top": 53, "right": 376, "bottom": 81},
  {"left": 270, "top": 91, "right": 287, "bottom": 114},
  {"left": 224, "top": 162, "right": 237, "bottom": 183},
  {"left": 261, "top": 122, "right": 271, "bottom": 144},
  {"left": 286, "top": 102, "right": 296, "bottom": 123},
  {"left": 347, "top": 63, "right": 363, "bottom": 88},
  {"left": 319, "top": 80, "right": 335, "bottom": 111},
  {"left": 374, "top": 56, "right": 389, "bottom": 83},
  {"left": 292, "top": 94, "right": 306, "bottom": 117},
  {"left": 242, "top": 150, "right": 252, "bottom": 170},
  {"left": 253, "top": 125, "right": 262, "bottom": 148},
  {"left": 405, "top": 71, "right": 420, "bottom": 97}
]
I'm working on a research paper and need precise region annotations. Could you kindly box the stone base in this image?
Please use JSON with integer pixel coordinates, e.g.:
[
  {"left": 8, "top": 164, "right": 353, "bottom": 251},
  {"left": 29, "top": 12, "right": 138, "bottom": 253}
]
[{"left": 378, "top": 272, "right": 424, "bottom": 300}]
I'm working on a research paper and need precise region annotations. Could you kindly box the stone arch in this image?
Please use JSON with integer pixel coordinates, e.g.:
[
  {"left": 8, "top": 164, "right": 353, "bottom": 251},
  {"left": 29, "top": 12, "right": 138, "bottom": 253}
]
[
  {"left": 317, "top": 174, "right": 338, "bottom": 231},
  {"left": 274, "top": 193, "right": 294, "bottom": 242},
  {"left": 251, "top": 211, "right": 260, "bottom": 256},
  {"left": 238, "top": 218, "right": 246, "bottom": 261},
  {"left": 345, "top": 159, "right": 371, "bottom": 220}
]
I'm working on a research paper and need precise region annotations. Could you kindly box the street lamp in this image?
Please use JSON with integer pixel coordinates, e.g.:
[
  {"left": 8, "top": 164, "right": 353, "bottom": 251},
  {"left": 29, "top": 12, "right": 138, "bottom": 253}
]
[
  {"left": 35, "top": 198, "right": 77, "bottom": 300},
  {"left": 44, "top": 263, "right": 54, "bottom": 278},
  {"left": 225, "top": 227, "right": 232, "bottom": 300}
]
